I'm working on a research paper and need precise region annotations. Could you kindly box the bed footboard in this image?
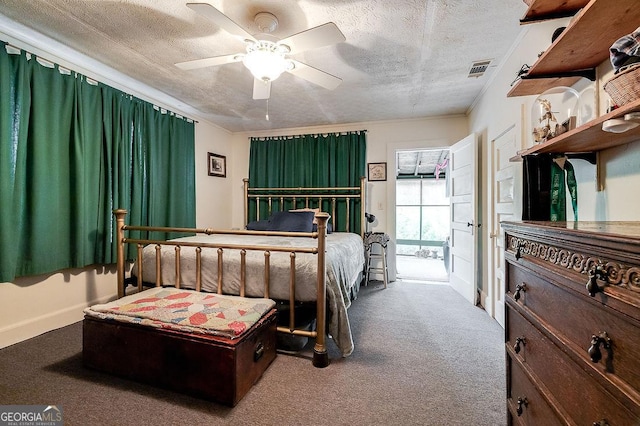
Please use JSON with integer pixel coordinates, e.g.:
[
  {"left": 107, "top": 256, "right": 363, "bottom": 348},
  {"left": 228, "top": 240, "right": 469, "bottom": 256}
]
[{"left": 113, "top": 209, "right": 330, "bottom": 368}]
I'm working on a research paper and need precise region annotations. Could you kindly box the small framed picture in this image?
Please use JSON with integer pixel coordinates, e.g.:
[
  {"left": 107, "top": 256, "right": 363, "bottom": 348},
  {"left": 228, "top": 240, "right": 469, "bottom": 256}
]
[
  {"left": 368, "top": 162, "right": 387, "bottom": 181},
  {"left": 208, "top": 152, "right": 226, "bottom": 178}
]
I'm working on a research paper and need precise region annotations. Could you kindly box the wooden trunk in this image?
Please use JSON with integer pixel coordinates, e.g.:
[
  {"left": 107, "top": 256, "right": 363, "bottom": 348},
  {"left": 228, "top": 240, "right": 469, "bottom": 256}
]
[{"left": 83, "top": 309, "right": 277, "bottom": 406}]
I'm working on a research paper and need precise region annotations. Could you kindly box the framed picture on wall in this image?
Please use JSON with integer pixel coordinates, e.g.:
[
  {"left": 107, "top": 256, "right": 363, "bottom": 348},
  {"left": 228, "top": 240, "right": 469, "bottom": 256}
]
[
  {"left": 208, "top": 152, "right": 226, "bottom": 178},
  {"left": 368, "top": 162, "right": 387, "bottom": 181}
]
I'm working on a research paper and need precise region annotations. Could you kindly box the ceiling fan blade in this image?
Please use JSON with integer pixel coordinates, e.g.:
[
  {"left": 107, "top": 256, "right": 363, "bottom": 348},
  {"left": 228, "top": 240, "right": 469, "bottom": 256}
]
[
  {"left": 187, "top": 3, "right": 256, "bottom": 42},
  {"left": 288, "top": 60, "right": 342, "bottom": 90},
  {"left": 175, "top": 54, "right": 241, "bottom": 70},
  {"left": 279, "top": 22, "right": 345, "bottom": 54},
  {"left": 253, "top": 79, "right": 271, "bottom": 100}
]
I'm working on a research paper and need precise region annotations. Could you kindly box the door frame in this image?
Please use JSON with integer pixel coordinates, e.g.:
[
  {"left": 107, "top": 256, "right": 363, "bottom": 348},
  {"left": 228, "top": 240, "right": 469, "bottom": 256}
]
[
  {"left": 385, "top": 139, "right": 451, "bottom": 282},
  {"left": 482, "top": 105, "right": 526, "bottom": 326},
  {"left": 394, "top": 151, "right": 451, "bottom": 282},
  {"left": 486, "top": 124, "right": 522, "bottom": 326}
]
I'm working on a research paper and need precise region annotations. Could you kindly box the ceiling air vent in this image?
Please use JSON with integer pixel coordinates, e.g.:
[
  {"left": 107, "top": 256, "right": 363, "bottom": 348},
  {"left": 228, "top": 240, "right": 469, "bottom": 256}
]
[{"left": 468, "top": 59, "right": 492, "bottom": 78}]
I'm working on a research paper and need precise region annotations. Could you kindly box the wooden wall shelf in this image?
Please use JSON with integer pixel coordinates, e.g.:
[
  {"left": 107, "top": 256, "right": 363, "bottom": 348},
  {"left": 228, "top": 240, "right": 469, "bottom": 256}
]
[
  {"left": 509, "top": 0, "right": 640, "bottom": 98},
  {"left": 508, "top": 76, "right": 580, "bottom": 98},
  {"left": 512, "top": 99, "right": 640, "bottom": 159},
  {"left": 520, "top": 0, "right": 589, "bottom": 24}
]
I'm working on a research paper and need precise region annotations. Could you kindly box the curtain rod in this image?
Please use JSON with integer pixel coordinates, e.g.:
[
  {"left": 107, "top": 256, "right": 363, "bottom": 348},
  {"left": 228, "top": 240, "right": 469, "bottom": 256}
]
[
  {"left": 249, "top": 129, "right": 367, "bottom": 141},
  {"left": 3, "top": 41, "right": 198, "bottom": 124}
]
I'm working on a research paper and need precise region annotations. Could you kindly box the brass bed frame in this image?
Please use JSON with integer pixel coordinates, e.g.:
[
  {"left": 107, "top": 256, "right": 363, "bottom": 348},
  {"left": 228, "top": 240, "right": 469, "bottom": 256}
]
[
  {"left": 113, "top": 177, "right": 366, "bottom": 368},
  {"left": 243, "top": 177, "right": 367, "bottom": 236}
]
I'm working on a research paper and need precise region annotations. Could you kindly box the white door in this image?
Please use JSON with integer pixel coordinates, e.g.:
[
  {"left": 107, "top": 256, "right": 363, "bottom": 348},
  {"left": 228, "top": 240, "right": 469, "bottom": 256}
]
[
  {"left": 488, "top": 125, "right": 522, "bottom": 327},
  {"left": 448, "top": 133, "right": 479, "bottom": 305}
]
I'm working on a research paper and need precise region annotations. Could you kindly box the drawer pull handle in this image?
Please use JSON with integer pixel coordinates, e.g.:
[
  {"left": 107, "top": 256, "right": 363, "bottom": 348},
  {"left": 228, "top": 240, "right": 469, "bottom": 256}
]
[
  {"left": 514, "top": 283, "right": 526, "bottom": 301},
  {"left": 514, "top": 242, "right": 523, "bottom": 260},
  {"left": 514, "top": 337, "right": 526, "bottom": 354},
  {"left": 254, "top": 342, "right": 265, "bottom": 362},
  {"left": 588, "top": 331, "right": 611, "bottom": 363},
  {"left": 516, "top": 396, "right": 528, "bottom": 416},
  {"left": 586, "top": 264, "right": 608, "bottom": 297},
  {"left": 592, "top": 420, "right": 609, "bottom": 426}
]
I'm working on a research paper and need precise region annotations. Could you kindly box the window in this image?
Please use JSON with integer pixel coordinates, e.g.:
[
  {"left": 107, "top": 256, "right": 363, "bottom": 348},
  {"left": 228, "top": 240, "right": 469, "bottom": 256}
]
[{"left": 396, "top": 179, "right": 449, "bottom": 256}]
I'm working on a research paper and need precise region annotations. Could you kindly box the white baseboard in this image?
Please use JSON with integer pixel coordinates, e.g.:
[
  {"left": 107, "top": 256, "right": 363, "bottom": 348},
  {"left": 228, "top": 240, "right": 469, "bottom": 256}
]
[
  {"left": 0, "top": 293, "right": 116, "bottom": 349},
  {"left": 494, "top": 300, "right": 505, "bottom": 328},
  {"left": 481, "top": 289, "right": 491, "bottom": 312},
  {"left": 481, "top": 289, "right": 505, "bottom": 328}
]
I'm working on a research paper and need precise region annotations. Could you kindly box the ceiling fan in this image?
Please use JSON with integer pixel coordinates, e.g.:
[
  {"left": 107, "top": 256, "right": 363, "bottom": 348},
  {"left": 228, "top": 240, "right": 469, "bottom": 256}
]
[{"left": 176, "top": 3, "right": 346, "bottom": 100}]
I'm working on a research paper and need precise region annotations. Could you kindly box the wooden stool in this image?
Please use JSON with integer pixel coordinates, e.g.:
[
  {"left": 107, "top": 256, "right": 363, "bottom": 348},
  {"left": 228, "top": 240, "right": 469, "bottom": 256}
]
[{"left": 364, "top": 232, "right": 389, "bottom": 288}]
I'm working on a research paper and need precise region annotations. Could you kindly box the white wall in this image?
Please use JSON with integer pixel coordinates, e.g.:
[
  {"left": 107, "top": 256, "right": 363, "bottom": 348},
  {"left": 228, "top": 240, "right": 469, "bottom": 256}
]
[
  {"left": 0, "top": 266, "right": 116, "bottom": 349},
  {"left": 469, "top": 20, "right": 563, "bottom": 314},
  {"left": 194, "top": 122, "right": 235, "bottom": 229}
]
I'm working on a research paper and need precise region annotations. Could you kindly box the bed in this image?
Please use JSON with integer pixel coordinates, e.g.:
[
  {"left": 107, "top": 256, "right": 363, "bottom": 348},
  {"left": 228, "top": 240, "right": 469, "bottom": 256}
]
[{"left": 108, "top": 177, "right": 366, "bottom": 367}]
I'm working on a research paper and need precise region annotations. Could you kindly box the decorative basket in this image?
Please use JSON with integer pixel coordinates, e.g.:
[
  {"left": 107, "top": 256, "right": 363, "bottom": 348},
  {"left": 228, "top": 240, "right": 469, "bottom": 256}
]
[{"left": 604, "top": 64, "right": 640, "bottom": 107}]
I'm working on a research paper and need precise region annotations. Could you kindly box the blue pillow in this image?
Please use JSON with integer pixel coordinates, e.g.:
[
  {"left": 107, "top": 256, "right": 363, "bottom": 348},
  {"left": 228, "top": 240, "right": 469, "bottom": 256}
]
[
  {"left": 269, "top": 211, "right": 315, "bottom": 232},
  {"left": 246, "top": 220, "right": 272, "bottom": 231}
]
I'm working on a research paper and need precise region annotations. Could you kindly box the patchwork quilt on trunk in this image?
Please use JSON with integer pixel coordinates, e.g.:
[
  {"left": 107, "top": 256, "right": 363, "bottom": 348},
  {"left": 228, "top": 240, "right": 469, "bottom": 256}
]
[{"left": 84, "top": 287, "right": 276, "bottom": 339}]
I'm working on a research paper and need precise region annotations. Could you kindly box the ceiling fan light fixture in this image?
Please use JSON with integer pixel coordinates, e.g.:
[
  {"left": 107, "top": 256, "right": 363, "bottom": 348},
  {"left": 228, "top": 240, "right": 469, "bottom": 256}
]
[
  {"left": 179, "top": 4, "right": 344, "bottom": 99},
  {"left": 243, "top": 40, "right": 289, "bottom": 82}
]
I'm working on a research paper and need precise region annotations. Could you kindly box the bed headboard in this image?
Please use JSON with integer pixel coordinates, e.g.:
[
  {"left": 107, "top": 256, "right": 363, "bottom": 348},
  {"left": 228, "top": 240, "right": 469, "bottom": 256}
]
[{"left": 243, "top": 177, "right": 366, "bottom": 237}]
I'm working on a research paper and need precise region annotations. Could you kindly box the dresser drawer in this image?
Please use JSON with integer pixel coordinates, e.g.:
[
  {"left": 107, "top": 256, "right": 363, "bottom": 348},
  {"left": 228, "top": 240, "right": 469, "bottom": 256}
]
[
  {"left": 507, "top": 261, "right": 640, "bottom": 397},
  {"left": 502, "top": 221, "right": 640, "bottom": 426},
  {"left": 507, "top": 355, "right": 565, "bottom": 425},
  {"left": 506, "top": 302, "right": 639, "bottom": 425}
]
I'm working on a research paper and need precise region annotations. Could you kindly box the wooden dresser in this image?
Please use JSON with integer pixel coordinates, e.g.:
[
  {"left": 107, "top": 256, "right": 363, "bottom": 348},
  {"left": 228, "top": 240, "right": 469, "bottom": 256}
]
[{"left": 502, "top": 221, "right": 640, "bottom": 425}]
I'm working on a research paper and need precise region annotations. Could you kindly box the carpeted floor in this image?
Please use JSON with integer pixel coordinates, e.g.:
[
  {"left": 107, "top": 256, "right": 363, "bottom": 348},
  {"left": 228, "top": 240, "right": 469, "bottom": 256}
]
[
  {"left": 396, "top": 255, "right": 449, "bottom": 282},
  {"left": 0, "top": 281, "right": 506, "bottom": 425}
]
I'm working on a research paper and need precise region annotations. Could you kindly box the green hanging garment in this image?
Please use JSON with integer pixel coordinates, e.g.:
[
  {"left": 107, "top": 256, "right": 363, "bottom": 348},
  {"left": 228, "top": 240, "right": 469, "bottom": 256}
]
[{"left": 550, "top": 156, "right": 578, "bottom": 222}]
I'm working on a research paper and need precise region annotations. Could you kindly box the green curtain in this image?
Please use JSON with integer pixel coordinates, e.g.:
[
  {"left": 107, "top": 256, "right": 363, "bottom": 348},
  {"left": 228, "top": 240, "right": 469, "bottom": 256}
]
[
  {"left": 0, "top": 43, "right": 195, "bottom": 281},
  {"left": 99, "top": 85, "right": 134, "bottom": 259},
  {"left": 248, "top": 131, "right": 366, "bottom": 231},
  {"left": 0, "top": 47, "right": 32, "bottom": 280},
  {"left": 142, "top": 101, "right": 196, "bottom": 240}
]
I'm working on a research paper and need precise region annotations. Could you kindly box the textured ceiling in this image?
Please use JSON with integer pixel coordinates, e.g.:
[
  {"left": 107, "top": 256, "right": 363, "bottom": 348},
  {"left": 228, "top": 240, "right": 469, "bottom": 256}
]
[{"left": 0, "top": 0, "right": 527, "bottom": 132}]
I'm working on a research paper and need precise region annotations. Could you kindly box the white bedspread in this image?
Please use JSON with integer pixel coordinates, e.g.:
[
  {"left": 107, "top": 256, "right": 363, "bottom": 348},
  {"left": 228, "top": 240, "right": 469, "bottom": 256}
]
[{"left": 132, "top": 232, "right": 364, "bottom": 356}]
